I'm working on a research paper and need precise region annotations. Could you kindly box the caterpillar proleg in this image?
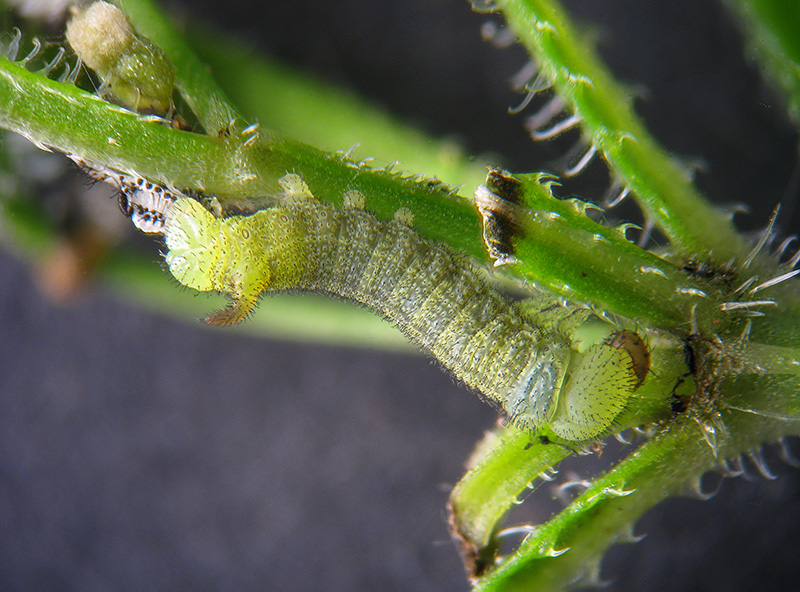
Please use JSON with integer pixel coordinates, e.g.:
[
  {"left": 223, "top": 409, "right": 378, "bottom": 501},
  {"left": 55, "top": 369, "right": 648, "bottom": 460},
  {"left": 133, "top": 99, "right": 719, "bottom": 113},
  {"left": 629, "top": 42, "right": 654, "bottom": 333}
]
[{"left": 156, "top": 174, "right": 647, "bottom": 442}]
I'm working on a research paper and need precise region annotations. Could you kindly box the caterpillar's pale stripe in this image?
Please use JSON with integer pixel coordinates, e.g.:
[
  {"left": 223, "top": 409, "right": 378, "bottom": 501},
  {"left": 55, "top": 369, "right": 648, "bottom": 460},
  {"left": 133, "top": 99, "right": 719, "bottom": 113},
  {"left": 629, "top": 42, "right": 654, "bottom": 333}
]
[{"left": 161, "top": 187, "right": 646, "bottom": 442}]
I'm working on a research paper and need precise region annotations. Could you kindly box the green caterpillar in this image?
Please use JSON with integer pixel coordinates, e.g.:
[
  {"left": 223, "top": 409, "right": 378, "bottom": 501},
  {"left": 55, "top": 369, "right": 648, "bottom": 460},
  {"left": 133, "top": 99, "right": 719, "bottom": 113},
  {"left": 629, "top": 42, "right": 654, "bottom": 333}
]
[{"left": 158, "top": 175, "right": 649, "bottom": 442}]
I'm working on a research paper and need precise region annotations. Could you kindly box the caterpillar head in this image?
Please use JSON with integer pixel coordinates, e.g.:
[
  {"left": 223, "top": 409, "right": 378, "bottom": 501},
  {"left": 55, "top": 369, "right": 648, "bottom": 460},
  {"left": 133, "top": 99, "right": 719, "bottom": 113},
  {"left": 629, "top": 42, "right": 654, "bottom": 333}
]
[
  {"left": 163, "top": 198, "right": 223, "bottom": 292},
  {"left": 162, "top": 198, "right": 309, "bottom": 325}
]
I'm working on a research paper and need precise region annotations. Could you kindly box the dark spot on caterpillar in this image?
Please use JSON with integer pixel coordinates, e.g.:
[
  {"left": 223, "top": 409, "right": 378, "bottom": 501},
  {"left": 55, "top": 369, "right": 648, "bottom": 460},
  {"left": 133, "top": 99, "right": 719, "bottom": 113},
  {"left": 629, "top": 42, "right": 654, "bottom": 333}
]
[
  {"left": 670, "top": 393, "right": 689, "bottom": 415},
  {"left": 605, "top": 330, "right": 650, "bottom": 388}
]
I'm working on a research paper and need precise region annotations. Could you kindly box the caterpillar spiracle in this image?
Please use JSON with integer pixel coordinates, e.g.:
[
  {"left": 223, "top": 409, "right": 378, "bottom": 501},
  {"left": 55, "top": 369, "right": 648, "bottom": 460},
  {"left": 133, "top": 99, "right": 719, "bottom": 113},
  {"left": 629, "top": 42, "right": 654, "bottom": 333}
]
[{"left": 148, "top": 175, "right": 648, "bottom": 442}]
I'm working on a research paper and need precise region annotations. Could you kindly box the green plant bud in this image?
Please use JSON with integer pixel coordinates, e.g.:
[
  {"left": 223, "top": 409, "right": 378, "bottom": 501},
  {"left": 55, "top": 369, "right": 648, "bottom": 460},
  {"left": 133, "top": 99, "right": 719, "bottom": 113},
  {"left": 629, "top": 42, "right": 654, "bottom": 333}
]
[{"left": 66, "top": 1, "right": 176, "bottom": 114}]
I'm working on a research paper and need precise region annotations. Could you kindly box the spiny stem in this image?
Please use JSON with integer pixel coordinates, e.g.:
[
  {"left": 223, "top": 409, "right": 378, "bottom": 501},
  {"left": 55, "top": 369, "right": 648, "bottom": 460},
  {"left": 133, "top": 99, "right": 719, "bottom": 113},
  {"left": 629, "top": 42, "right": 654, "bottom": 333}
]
[
  {"left": 508, "top": 174, "right": 729, "bottom": 332},
  {"left": 449, "top": 429, "right": 570, "bottom": 552},
  {"left": 0, "top": 57, "right": 486, "bottom": 259},
  {"left": 474, "top": 403, "right": 800, "bottom": 592},
  {"left": 491, "top": 0, "right": 748, "bottom": 261}
]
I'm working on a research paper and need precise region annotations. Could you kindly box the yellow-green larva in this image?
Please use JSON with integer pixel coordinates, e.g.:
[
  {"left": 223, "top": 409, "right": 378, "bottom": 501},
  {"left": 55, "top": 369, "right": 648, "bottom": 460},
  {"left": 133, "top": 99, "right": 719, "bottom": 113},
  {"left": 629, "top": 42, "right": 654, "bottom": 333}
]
[
  {"left": 157, "top": 177, "right": 647, "bottom": 442},
  {"left": 66, "top": 1, "right": 176, "bottom": 114}
]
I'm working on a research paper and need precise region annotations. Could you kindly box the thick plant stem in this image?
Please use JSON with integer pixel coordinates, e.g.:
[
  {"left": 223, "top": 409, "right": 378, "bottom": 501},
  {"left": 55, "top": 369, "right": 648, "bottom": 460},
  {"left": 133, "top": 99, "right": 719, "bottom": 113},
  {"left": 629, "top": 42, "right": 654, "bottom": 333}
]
[
  {"left": 508, "top": 175, "right": 729, "bottom": 333},
  {"left": 492, "top": 0, "right": 748, "bottom": 262},
  {"left": 0, "top": 56, "right": 486, "bottom": 258},
  {"left": 450, "top": 429, "right": 570, "bottom": 554},
  {"left": 474, "top": 399, "right": 800, "bottom": 591}
]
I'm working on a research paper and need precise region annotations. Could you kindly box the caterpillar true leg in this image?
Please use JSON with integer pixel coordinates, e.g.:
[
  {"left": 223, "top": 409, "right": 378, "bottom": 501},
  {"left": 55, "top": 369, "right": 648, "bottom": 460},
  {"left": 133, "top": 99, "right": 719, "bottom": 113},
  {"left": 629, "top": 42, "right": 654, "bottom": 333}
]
[{"left": 205, "top": 296, "right": 260, "bottom": 326}]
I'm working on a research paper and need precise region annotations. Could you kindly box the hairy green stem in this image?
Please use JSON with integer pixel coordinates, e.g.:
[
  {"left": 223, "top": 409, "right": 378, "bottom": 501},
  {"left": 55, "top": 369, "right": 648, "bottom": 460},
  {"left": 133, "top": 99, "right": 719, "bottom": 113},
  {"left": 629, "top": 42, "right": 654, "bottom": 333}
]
[
  {"left": 475, "top": 399, "right": 800, "bottom": 591},
  {"left": 510, "top": 175, "right": 729, "bottom": 332},
  {"left": 492, "top": 0, "right": 748, "bottom": 261},
  {"left": 0, "top": 56, "right": 487, "bottom": 257},
  {"left": 449, "top": 430, "right": 570, "bottom": 560}
]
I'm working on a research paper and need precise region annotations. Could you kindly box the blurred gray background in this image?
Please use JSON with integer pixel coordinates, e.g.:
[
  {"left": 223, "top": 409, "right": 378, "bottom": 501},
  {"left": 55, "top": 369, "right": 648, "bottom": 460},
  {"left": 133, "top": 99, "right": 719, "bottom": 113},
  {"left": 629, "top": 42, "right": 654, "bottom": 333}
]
[{"left": 1, "top": 0, "right": 800, "bottom": 591}]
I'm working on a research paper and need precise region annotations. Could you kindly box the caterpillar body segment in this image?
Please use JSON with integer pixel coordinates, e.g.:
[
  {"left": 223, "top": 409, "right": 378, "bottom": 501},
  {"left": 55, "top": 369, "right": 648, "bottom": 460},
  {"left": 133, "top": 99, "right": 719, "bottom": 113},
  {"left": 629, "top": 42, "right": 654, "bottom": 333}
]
[{"left": 548, "top": 343, "right": 639, "bottom": 441}]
